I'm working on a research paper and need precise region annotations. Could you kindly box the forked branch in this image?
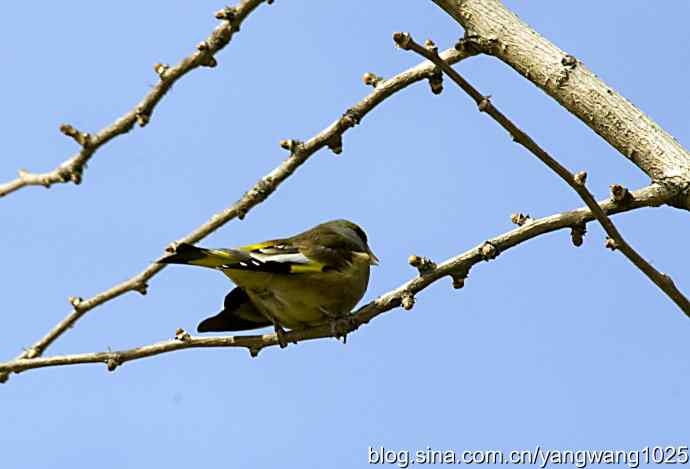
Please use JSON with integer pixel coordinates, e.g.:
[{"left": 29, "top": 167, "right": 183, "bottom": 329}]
[
  {"left": 431, "top": 0, "right": 690, "bottom": 198},
  {"left": 393, "top": 32, "right": 690, "bottom": 316},
  {"left": 0, "top": 46, "right": 476, "bottom": 384}
]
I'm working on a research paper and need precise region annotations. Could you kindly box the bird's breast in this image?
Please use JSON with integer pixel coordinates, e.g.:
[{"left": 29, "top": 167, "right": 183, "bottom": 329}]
[{"left": 223, "top": 259, "right": 371, "bottom": 329}]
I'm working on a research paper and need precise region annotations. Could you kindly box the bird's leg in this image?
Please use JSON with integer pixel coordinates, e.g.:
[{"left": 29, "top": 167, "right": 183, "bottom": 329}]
[
  {"left": 272, "top": 323, "right": 288, "bottom": 349},
  {"left": 259, "top": 309, "right": 288, "bottom": 348},
  {"left": 321, "top": 307, "right": 352, "bottom": 344},
  {"left": 332, "top": 318, "right": 354, "bottom": 344},
  {"left": 248, "top": 291, "right": 290, "bottom": 348}
]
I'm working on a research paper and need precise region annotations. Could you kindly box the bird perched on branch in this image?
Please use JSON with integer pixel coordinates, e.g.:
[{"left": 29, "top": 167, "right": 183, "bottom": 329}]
[{"left": 158, "top": 219, "right": 378, "bottom": 346}]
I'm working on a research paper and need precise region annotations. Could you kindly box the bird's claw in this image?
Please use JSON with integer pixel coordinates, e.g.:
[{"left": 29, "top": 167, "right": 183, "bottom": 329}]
[
  {"left": 330, "top": 317, "right": 353, "bottom": 344},
  {"left": 274, "top": 324, "right": 288, "bottom": 349}
]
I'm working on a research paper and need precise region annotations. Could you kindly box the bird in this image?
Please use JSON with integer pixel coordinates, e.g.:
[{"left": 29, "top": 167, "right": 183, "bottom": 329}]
[{"left": 158, "top": 219, "right": 378, "bottom": 346}]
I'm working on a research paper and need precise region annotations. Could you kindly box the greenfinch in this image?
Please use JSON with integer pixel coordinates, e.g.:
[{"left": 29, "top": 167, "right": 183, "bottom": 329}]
[{"left": 159, "top": 220, "right": 378, "bottom": 342}]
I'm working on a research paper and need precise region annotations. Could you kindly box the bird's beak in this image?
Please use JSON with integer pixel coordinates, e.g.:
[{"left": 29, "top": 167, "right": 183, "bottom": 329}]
[{"left": 367, "top": 247, "right": 379, "bottom": 266}]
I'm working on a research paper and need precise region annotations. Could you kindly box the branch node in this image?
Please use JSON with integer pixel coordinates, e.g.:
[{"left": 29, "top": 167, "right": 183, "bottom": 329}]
[
  {"left": 661, "top": 273, "right": 675, "bottom": 288},
  {"left": 68, "top": 296, "right": 84, "bottom": 309},
  {"left": 175, "top": 328, "right": 191, "bottom": 342},
  {"left": 327, "top": 135, "right": 343, "bottom": 155},
  {"left": 214, "top": 6, "right": 237, "bottom": 21},
  {"left": 451, "top": 273, "right": 466, "bottom": 289},
  {"left": 59, "top": 124, "right": 92, "bottom": 147},
  {"left": 251, "top": 177, "right": 273, "bottom": 198},
  {"left": 479, "top": 241, "right": 499, "bottom": 261},
  {"left": 573, "top": 171, "right": 588, "bottom": 186},
  {"left": 50, "top": 168, "right": 68, "bottom": 184},
  {"left": 279, "top": 139, "right": 302, "bottom": 153},
  {"left": 106, "top": 356, "right": 121, "bottom": 372},
  {"left": 201, "top": 55, "right": 218, "bottom": 68},
  {"left": 69, "top": 169, "right": 83, "bottom": 185},
  {"left": 454, "top": 35, "right": 484, "bottom": 55},
  {"left": 362, "top": 72, "right": 384, "bottom": 88},
  {"left": 196, "top": 40, "right": 220, "bottom": 65},
  {"left": 610, "top": 184, "right": 631, "bottom": 204},
  {"left": 401, "top": 292, "right": 416, "bottom": 311},
  {"left": 133, "top": 282, "right": 149, "bottom": 296},
  {"left": 570, "top": 223, "right": 587, "bottom": 247},
  {"left": 478, "top": 95, "right": 492, "bottom": 113},
  {"left": 408, "top": 255, "right": 437, "bottom": 275},
  {"left": 342, "top": 108, "right": 362, "bottom": 127},
  {"left": 25, "top": 347, "right": 40, "bottom": 360},
  {"left": 153, "top": 63, "right": 171, "bottom": 79},
  {"left": 428, "top": 69, "right": 444, "bottom": 95},
  {"left": 605, "top": 237, "right": 618, "bottom": 251},
  {"left": 136, "top": 110, "right": 150, "bottom": 127},
  {"left": 424, "top": 39, "right": 438, "bottom": 55},
  {"left": 561, "top": 54, "right": 578, "bottom": 69},
  {"left": 165, "top": 241, "right": 179, "bottom": 253},
  {"left": 392, "top": 32, "right": 412, "bottom": 50},
  {"left": 511, "top": 212, "right": 532, "bottom": 226}
]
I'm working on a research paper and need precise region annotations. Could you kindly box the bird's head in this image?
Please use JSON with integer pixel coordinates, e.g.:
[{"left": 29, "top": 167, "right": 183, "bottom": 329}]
[{"left": 324, "top": 219, "right": 379, "bottom": 265}]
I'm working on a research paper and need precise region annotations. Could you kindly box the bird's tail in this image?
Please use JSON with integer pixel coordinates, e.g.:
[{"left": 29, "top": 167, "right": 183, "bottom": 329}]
[{"left": 157, "top": 243, "right": 249, "bottom": 268}]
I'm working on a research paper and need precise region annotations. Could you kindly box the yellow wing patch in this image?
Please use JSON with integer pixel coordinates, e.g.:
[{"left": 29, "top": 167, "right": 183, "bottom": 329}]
[
  {"left": 289, "top": 263, "right": 327, "bottom": 273},
  {"left": 237, "top": 241, "right": 278, "bottom": 252},
  {"left": 185, "top": 248, "right": 246, "bottom": 268}
]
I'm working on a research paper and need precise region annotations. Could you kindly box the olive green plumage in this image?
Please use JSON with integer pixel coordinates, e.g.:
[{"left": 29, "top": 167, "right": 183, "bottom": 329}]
[{"left": 158, "top": 219, "right": 378, "bottom": 333}]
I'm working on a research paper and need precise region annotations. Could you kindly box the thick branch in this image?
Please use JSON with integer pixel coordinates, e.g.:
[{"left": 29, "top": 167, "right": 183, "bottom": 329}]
[
  {"left": 0, "top": 47, "right": 475, "bottom": 384},
  {"left": 396, "top": 33, "right": 690, "bottom": 316},
  {"left": 0, "top": 0, "right": 268, "bottom": 198},
  {"left": 431, "top": 0, "right": 690, "bottom": 206},
  {"left": 0, "top": 184, "right": 670, "bottom": 376}
]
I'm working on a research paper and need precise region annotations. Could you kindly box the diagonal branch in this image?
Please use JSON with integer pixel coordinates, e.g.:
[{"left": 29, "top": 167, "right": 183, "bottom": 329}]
[
  {"left": 0, "top": 184, "right": 670, "bottom": 376},
  {"left": 0, "top": 0, "right": 269, "bottom": 199},
  {"left": 394, "top": 32, "right": 690, "bottom": 316},
  {"left": 0, "top": 46, "right": 476, "bottom": 384},
  {"left": 430, "top": 0, "right": 690, "bottom": 200}
]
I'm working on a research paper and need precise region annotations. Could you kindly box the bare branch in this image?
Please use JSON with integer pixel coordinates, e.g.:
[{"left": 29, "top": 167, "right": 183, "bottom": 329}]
[
  {"left": 0, "top": 0, "right": 270, "bottom": 199},
  {"left": 430, "top": 0, "right": 690, "bottom": 205},
  {"left": 0, "top": 46, "right": 476, "bottom": 384},
  {"left": 396, "top": 32, "right": 690, "bottom": 316},
  {"left": 0, "top": 184, "right": 670, "bottom": 376}
]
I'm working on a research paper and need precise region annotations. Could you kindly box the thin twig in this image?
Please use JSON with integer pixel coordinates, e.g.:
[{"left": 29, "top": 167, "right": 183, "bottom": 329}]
[
  {"left": 0, "top": 184, "right": 670, "bottom": 376},
  {"left": 0, "top": 0, "right": 268, "bottom": 198},
  {"left": 394, "top": 32, "right": 690, "bottom": 316},
  {"left": 0, "top": 46, "right": 476, "bottom": 384}
]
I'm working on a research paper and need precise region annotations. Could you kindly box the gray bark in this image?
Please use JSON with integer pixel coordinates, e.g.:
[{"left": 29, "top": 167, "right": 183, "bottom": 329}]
[{"left": 432, "top": 0, "right": 690, "bottom": 208}]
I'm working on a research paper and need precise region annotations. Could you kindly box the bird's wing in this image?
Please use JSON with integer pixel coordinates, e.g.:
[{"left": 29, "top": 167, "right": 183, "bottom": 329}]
[
  {"left": 159, "top": 243, "right": 256, "bottom": 268},
  {"left": 158, "top": 241, "right": 327, "bottom": 273},
  {"left": 197, "top": 287, "right": 272, "bottom": 332},
  {"left": 228, "top": 240, "right": 328, "bottom": 273}
]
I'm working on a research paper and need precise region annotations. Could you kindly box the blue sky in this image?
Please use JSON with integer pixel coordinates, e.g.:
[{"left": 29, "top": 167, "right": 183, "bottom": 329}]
[{"left": 1, "top": 1, "right": 688, "bottom": 467}]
